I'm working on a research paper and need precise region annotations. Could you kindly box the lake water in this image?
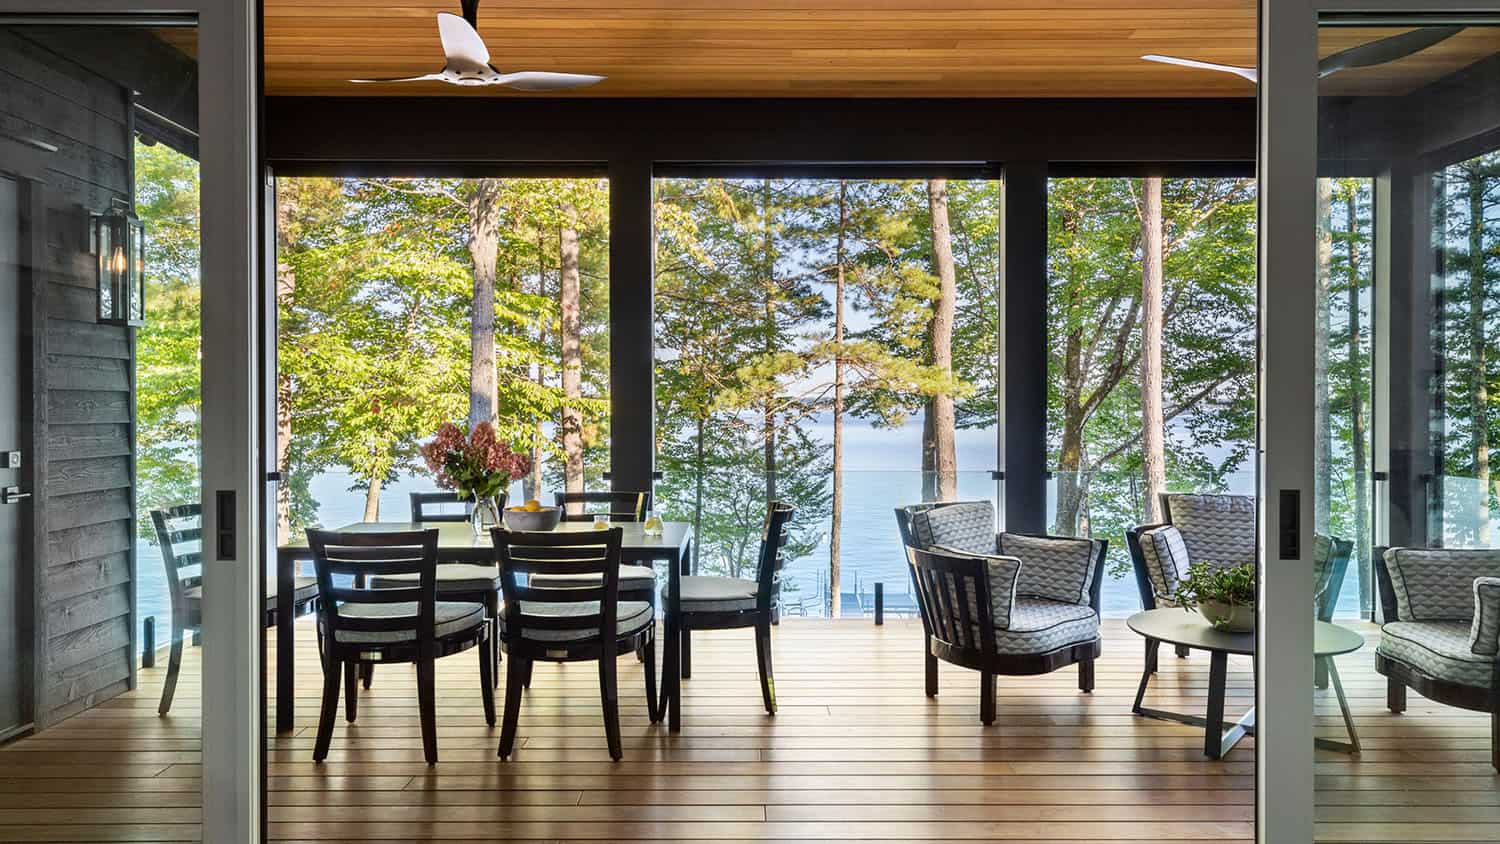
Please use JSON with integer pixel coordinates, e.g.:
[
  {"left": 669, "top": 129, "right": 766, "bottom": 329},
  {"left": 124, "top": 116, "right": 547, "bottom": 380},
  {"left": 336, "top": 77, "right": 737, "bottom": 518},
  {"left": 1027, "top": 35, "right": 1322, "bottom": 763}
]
[{"left": 134, "top": 418, "right": 1368, "bottom": 647}]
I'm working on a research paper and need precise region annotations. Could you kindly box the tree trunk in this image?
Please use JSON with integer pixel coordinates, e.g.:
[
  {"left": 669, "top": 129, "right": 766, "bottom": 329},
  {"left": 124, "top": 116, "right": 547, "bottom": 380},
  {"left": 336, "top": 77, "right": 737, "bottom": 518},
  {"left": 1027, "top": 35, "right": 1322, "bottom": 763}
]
[
  {"left": 924, "top": 178, "right": 959, "bottom": 503},
  {"left": 1054, "top": 418, "right": 1088, "bottom": 535},
  {"left": 466, "top": 179, "right": 503, "bottom": 429},
  {"left": 526, "top": 226, "right": 547, "bottom": 503},
  {"left": 559, "top": 201, "right": 585, "bottom": 495},
  {"left": 273, "top": 184, "right": 297, "bottom": 544},
  {"left": 761, "top": 179, "right": 778, "bottom": 505},
  {"left": 1469, "top": 168, "right": 1492, "bottom": 543},
  {"left": 1140, "top": 177, "right": 1168, "bottom": 523},
  {"left": 694, "top": 415, "right": 705, "bottom": 575},
  {"left": 1314, "top": 179, "right": 1333, "bottom": 533},
  {"left": 363, "top": 477, "right": 382, "bottom": 523},
  {"left": 830, "top": 180, "right": 847, "bottom": 619},
  {"left": 1346, "top": 189, "right": 1372, "bottom": 616}
]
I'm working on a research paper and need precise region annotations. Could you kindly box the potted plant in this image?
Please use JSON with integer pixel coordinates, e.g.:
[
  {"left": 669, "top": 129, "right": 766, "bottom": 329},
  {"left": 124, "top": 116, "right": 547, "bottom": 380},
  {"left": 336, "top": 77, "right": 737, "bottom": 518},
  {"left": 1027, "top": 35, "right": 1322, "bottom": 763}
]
[
  {"left": 1175, "top": 562, "right": 1256, "bottom": 633},
  {"left": 420, "top": 421, "right": 533, "bottom": 536}
]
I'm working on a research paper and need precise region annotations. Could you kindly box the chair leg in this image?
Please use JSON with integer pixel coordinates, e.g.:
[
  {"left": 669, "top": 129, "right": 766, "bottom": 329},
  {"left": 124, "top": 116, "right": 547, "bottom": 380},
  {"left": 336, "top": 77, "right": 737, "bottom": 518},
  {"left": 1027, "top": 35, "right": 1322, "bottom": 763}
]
[
  {"left": 1078, "top": 658, "right": 1095, "bottom": 693},
  {"left": 312, "top": 655, "right": 341, "bottom": 762},
  {"left": 158, "top": 622, "right": 185, "bottom": 716},
  {"left": 1175, "top": 643, "right": 1190, "bottom": 659},
  {"left": 643, "top": 631, "right": 659, "bottom": 724},
  {"left": 479, "top": 637, "right": 496, "bottom": 727},
  {"left": 486, "top": 591, "right": 501, "bottom": 681},
  {"left": 416, "top": 657, "right": 438, "bottom": 765},
  {"left": 599, "top": 651, "right": 622, "bottom": 761},
  {"left": 343, "top": 660, "right": 359, "bottom": 722},
  {"left": 498, "top": 651, "right": 524, "bottom": 759},
  {"left": 1491, "top": 706, "right": 1499, "bottom": 774},
  {"left": 755, "top": 619, "right": 776, "bottom": 716},
  {"left": 924, "top": 633, "right": 938, "bottom": 697},
  {"left": 681, "top": 629, "right": 692, "bottom": 679},
  {"left": 361, "top": 662, "right": 373, "bottom": 690},
  {"left": 1387, "top": 676, "right": 1407, "bottom": 714},
  {"left": 980, "top": 671, "right": 996, "bottom": 725},
  {"left": 521, "top": 655, "right": 534, "bottom": 690}
]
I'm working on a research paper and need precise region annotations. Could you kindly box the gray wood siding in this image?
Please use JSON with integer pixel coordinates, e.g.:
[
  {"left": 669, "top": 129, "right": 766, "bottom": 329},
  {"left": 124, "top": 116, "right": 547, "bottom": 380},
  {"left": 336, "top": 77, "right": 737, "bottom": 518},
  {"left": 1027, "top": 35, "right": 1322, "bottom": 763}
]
[{"left": 3, "top": 30, "right": 138, "bottom": 730}]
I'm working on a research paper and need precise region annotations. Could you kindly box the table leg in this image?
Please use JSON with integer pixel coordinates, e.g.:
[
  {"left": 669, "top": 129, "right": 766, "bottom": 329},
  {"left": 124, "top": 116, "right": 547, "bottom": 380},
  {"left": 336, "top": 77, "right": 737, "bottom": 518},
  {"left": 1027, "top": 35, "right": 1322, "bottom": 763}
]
[
  {"left": 1205, "top": 650, "right": 1228, "bottom": 759},
  {"left": 667, "top": 544, "right": 685, "bottom": 732},
  {"left": 1133, "top": 638, "right": 1160, "bottom": 714},
  {"left": 276, "top": 549, "right": 295, "bottom": 733},
  {"left": 1315, "top": 656, "right": 1361, "bottom": 754}
]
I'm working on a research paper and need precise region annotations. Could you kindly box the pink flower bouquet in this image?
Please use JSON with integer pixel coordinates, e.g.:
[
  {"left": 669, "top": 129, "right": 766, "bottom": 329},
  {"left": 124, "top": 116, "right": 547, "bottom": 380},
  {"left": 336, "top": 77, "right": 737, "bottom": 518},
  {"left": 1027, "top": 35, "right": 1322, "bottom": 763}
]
[{"left": 420, "top": 421, "right": 531, "bottom": 504}]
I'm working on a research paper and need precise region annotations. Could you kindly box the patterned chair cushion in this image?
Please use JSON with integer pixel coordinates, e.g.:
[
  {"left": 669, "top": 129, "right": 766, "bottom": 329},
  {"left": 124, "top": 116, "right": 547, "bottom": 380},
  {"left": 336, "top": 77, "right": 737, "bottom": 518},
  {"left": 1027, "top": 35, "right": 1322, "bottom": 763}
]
[
  {"left": 1378, "top": 621, "right": 1494, "bottom": 688},
  {"left": 1164, "top": 493, "right": 1256, "bottom": 568},
  {"left": 909, "top": 501, "right": 997, "bottom": 556},
  {"left": 994, "top": 598, "right": 1099, "bottom": 656},
  {"left": 1385, "top": 548, "right": 1500, "bottom": 621},
  {"left": 1138, "top": 525, "right": 1190, "bottom": 607},
  {"left": 998, "top": 533, "right": 1098, "bottom": 606},
  {"left": 370, "top": 564, "right": 502, "bottom": 593},
  {"left": 665, "top": 576, "right": 758, "bottom": 612},
  {"left": 932, "top": 545, "right": 1021, "bottom": 629},
  {"left": 322, "top": 600, "right": 486, "bottom": 644},
  {"left": 1472, "top": 577, "right": 1500, "bottom": 657},
  {"left": 501, "top": 600, "right": 653, "bottom": 642}
]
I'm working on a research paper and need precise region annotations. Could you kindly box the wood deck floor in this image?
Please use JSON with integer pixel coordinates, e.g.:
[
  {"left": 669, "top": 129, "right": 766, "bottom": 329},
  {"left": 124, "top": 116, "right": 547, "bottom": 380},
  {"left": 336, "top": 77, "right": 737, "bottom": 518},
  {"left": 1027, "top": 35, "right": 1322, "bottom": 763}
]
[{"left": 0, "top": 617, "right": 1493, "bottom": 842}]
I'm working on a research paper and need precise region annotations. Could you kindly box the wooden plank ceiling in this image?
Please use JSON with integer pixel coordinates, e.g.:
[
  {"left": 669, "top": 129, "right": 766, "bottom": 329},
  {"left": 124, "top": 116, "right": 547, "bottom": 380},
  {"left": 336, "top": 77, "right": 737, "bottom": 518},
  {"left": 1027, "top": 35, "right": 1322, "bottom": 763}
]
[{"left": 261, "top": 2, "right": 1500, "bottom": 98}]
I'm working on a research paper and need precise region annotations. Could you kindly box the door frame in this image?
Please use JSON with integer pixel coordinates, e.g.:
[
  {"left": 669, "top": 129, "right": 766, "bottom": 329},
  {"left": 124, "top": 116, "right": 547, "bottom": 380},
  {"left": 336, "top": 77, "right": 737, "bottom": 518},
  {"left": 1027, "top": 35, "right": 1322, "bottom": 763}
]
[
  {"left": 1258, "top": 2, "right": 1500, "bottom": 842},
  {"left": 0, "top": 2, "right": 260, "bottom": 841}
]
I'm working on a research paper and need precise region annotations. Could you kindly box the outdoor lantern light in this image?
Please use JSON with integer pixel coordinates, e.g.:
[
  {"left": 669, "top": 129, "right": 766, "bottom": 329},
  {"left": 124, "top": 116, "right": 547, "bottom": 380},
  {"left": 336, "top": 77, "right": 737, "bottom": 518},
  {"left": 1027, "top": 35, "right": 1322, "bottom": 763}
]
[{"left": 92, "top": 197, "right": 145, "bottom": 327}]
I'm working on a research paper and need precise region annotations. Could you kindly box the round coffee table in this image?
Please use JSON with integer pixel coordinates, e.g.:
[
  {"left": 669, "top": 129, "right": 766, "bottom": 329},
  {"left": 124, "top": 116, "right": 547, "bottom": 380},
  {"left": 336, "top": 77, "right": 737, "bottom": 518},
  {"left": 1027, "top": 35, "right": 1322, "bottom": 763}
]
[{"left": 1126, "top": 609, "right": 1365, "bottom": 759}]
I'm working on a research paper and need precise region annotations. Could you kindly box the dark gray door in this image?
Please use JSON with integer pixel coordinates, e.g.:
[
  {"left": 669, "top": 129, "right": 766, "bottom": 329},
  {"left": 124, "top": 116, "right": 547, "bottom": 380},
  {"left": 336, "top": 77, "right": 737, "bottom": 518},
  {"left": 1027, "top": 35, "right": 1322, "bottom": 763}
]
[{"left": 0, "top": 175, "right": 30, "bottom": 738}]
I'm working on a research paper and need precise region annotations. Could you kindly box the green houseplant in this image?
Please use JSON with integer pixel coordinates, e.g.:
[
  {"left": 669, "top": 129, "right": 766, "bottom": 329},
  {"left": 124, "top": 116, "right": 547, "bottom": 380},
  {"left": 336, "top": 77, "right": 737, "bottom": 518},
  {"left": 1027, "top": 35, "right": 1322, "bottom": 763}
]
[{"left": 1175, "top": 562, "right": 1257, "bottom": 632}]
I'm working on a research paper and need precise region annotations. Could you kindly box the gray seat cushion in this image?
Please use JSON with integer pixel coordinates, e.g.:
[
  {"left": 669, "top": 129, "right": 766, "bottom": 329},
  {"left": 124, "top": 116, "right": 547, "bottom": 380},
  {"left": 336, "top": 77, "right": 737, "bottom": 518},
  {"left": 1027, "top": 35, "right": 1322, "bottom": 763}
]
[
  {"left": 529, "top": 565, "right": 657, "bottom": 592},
  {"left": 1163, "top": 493, "right": 1257, "bottom": 568},
  {"left": 188, "top": 576, "right": 318, "bottom": 608},
  {"left": 323, "top": 600, "right": 486, "bottom": 644},
  {"left": 994, "top": 598, "right": 1099, "bottom": 655},
  {"left": 501, "top": 600, "right": 653, "bottom": 642},
  {"left": 1379, "top": 621, "right": 1493, "bottom": 689},
  {"left": 999, "top": 532, "right": 1097, "bottom": 606},
  {"left": 369, "top": 564, "right": 501, "bottom": 594},
  {"left": 666, "top": 576, "right": 759, "bottom": 612},
  {"left": 1137, "top": 525, "right": 1190, "bottom": 607}
]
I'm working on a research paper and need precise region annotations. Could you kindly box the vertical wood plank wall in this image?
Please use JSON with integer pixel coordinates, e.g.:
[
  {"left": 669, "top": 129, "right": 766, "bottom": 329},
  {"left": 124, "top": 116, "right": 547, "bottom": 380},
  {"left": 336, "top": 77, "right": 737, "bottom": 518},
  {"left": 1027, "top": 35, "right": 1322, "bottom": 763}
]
[{"left": 1, "top": 30, "right": 137, "bottom": 730}]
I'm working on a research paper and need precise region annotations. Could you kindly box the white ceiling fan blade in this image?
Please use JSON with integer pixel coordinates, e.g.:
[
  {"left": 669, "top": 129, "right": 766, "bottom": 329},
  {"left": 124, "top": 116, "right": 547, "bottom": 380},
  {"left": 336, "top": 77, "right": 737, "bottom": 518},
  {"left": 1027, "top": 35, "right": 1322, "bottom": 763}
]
[
  {"left": 437, "top": 11, "right": 490, "bottom": 69},
  {"left": 1142, "top": 54, "right": 1258, "bottom": 83},
  {"left": 495, "top": 70, "right": 606, "bottom": 92},
  {"left": 349, "top": 73, "right": 447, "bottom": 83}
]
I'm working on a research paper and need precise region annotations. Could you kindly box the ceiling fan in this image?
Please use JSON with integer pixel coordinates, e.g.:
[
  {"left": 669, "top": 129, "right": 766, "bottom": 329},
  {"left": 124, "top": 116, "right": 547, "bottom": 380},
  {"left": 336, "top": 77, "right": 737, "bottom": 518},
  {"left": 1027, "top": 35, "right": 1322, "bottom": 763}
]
[
  {"left": 1142, "top": 25, "right": 1466, "bottom": 85},
  {"left": 351, "top": 0, "right": 604, "bottom": 91}
]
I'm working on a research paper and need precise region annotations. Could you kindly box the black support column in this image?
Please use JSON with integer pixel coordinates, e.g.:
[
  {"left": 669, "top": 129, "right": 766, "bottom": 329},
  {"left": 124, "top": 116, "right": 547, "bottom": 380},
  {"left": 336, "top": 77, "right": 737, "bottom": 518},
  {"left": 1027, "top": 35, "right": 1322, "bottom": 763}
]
[
  {"left": 608, "top": 159, "right": 656, "bottom": 494},
  {"left": 1001, "top": 161, "right": 1048, "bottom": 534}
]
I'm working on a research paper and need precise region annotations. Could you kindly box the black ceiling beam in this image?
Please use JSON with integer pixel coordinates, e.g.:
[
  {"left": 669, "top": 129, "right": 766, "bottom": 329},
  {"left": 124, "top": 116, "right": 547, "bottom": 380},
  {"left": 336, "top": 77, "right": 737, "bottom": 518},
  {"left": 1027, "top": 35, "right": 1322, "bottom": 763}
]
[{"left": 266, "top": 96, "right": 1255, "bottom": 170}]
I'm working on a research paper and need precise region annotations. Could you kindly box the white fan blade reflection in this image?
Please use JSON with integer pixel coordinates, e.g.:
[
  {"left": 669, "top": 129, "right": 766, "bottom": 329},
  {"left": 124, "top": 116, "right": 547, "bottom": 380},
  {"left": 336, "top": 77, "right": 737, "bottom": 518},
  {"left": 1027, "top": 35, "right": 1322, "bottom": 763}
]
[
  {"left": 349, "top": 73, "right": 447, "bottom": 83},
  {"left": 496, "top": 71, "right": 606, "bottom": 91},
  {"left": 437, "top": 11, "right": 491, "bottom": 68},
  {"left": 1142, "top": 54, "right": 1259, "bottom": 83}
]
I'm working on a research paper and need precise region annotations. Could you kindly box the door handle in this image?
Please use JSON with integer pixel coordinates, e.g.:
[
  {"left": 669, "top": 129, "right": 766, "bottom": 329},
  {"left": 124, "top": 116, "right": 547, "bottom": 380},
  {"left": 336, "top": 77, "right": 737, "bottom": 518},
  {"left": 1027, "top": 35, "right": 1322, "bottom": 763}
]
[{"left": 3, "top": 486, "right": 31, "bottom": 504}]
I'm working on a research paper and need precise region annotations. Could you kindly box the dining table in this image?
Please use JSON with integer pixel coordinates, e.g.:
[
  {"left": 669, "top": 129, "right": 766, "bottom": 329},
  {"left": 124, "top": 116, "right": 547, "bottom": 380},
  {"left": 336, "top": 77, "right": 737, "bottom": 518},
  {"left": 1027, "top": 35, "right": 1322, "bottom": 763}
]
[{"left": 275, "top": 519, "right": 695, "bottom": 734}]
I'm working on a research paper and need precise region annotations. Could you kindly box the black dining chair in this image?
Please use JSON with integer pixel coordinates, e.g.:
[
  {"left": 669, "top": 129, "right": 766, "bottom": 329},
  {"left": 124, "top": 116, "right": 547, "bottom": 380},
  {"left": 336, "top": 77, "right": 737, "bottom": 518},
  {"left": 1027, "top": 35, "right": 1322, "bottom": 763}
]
[
  {"left": 307, "top": 528, "right": 493, "bottom": 765},
  {"left": 555, "top": 490, "right": 651, "bottom": 522},
  {"left": 663, "top": 502, "right": 794, "bottom": 716},
  {"left": 409, "top": 490, "right": 476, "bottom": 522},
  {"left": 492, "top": 526, "right": 658, "bottom": 760},
  {"left": 150, "top": 504, "right": 319, "bottom": 715}
]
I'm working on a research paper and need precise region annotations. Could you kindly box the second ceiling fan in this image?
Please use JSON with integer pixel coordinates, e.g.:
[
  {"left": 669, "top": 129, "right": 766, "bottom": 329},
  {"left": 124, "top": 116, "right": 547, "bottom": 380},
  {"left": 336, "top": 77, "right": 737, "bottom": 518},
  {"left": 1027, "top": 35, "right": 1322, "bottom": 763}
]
[
  {"left": 1143, "top": 25, "right": 1466, "bottom": 84},
  {"left": 351, "top": 0, "right": 605, "bottom": 91}
]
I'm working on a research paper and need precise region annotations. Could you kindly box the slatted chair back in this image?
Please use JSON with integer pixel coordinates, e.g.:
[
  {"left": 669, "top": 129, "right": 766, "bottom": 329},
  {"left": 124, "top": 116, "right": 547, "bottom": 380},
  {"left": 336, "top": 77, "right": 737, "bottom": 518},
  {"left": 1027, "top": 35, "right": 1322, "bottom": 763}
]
[
  {"left": 754, "top": 502, "right": 796, "bottom": 610},
  {"left": 150, "top": 504, "right": 204, "bottom": 609},
  {"left": 410, "top": 491, "right": 492, "bottom": 523},
  {"left": 493, "top": 527, "right": 624, "bottom": 644},
  {"left": 306, "top": 529, "right": 439, "bottom": 650},
  {"left": 555, "top": 490, "right": 650, "bottom": 522},
  {"left": 907, "top": 546, "right": 998, "bottom": 662}
]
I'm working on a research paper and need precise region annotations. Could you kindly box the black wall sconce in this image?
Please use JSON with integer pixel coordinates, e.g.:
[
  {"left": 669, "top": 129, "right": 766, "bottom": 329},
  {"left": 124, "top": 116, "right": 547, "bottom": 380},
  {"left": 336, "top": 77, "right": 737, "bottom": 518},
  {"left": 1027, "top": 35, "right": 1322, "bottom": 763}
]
[{"left": 91, "top": 197, "right": 145, "bottom": 327}]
